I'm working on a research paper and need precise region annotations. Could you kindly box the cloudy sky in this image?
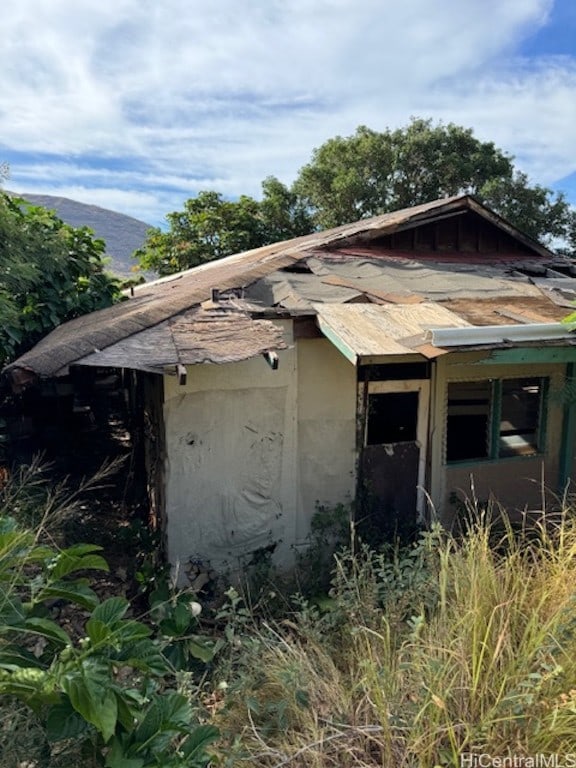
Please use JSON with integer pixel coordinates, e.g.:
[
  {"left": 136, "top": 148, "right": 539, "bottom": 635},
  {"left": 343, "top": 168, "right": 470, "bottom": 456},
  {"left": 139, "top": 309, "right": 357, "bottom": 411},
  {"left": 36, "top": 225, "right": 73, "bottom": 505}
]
[{"left": 1, "top": 0, "right": 575, "bottom": 226}]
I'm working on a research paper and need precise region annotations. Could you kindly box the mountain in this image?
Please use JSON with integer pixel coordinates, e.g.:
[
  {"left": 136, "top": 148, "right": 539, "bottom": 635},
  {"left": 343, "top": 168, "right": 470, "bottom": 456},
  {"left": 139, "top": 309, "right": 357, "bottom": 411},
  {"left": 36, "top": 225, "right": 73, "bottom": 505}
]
[{"left": 15, "top": 193, "right": 152, "bottom": 278}]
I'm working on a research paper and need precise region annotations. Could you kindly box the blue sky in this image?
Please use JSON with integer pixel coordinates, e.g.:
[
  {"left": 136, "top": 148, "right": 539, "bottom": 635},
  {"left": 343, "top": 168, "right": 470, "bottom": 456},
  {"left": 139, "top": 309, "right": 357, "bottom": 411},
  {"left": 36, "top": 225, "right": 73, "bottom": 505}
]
[{"left": 1, "top": 0, "right": 575, "bottom": 227}]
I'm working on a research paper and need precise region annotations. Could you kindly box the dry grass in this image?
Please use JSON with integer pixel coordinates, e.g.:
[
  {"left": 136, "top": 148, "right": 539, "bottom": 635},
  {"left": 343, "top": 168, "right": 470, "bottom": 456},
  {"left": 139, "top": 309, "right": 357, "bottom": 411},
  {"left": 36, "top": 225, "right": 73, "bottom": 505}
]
[{"left": 213, "top": 510, "right": 576, "bottom": 767}]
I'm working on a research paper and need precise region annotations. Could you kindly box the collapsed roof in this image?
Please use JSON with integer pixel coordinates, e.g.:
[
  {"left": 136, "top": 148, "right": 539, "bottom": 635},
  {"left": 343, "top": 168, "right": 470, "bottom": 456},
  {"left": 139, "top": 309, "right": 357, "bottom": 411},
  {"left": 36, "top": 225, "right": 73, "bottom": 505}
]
[{"left": 4, "top": 194, "right": 576, "bottom": 384}]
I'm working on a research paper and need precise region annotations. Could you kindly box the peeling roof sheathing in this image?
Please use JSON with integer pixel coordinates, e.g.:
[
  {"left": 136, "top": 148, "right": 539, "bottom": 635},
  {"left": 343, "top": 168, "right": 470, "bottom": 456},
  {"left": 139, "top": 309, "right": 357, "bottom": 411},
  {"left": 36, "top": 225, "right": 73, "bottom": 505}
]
[
  {"left": 315, "top": 303, "right": 472, "bottom": 363},
  {"left": 3, "top": 193, "right": 570, "bottom": 380},
  {"left": 76, "top": 306, "right": 287, "bottom": 373}
]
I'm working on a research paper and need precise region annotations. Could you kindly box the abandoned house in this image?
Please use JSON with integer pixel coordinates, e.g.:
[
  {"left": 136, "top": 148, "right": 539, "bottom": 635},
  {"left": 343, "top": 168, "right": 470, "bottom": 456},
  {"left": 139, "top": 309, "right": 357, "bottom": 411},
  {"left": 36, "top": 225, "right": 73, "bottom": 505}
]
[{"left": 4, "top": 194, "right": 576, "bottom": 576}]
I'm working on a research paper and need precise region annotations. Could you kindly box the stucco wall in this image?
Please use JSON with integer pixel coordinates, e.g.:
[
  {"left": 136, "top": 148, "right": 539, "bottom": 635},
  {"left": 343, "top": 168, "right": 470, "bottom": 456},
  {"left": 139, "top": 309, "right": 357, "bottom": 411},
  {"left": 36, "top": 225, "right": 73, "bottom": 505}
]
[
  {"left": 162, "top": 323, "right": 357, "bottom": 577},
  {"left": 295, "top": 338, "right": 357, "bottom": 543}
]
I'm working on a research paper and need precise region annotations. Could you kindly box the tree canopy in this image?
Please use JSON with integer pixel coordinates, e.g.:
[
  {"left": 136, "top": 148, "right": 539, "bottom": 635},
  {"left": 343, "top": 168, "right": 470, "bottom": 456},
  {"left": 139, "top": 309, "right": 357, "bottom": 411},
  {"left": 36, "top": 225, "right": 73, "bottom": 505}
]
[
  {"left": 0, "top": 191, "right": 122, "bottom": 366},
  {"left": 135, "top": 117, "right": 576, "bottom": 276},
  {"left": 135, "top": 183, "right": 313, "bottom": 276},
  {"left": 294, "top": 119, "right": 575, "bottom": 244}
]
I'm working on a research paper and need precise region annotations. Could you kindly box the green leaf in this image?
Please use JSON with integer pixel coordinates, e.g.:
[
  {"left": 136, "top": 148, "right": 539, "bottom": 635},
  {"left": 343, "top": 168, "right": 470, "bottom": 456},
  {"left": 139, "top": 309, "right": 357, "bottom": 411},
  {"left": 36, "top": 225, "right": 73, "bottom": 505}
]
[
  {"left": 115, "top": 691, "right": 138, "bottom": 732},
  {"left": 86, "top": 614, "right": 150, "bottom": 650},
  {"left": 91, "top": 596, "right": 129, "bottom": 625},
  {"left": 133, "top": 692, "right": 192, "bottom": 753},
  {"left": 134, "top": 698, "right": 163, "bottom": 744},
  {"left": 114, "top": 619, "right": 151, "bottom": 644},
  {"left": 51, "top": 551, "right": 109, "bottom": 580},
  {"left": 46, "top": 696, "right": 89, "bottom": 741},
  {"left": 157, "top": 691, "right": 192, "bottom": 727},
  {"left": 63, "top": 670, "right": 118, "bottom": 742},
  {"left": 86, "top": 617, "right": 111, "bottom": 645},
  {"left": 97, "top": 690, "right": 119, "bottom": 743},
  {"left": 172, "top": 601, "right": 193, "bottom": 634},
  {"left": 105, "top": 737, "right": 144, "bottom": 768},
  {"left": 0, "top": 646, "right": 43, "bottom": 670},
  {"left": 187, "top": 637, "right": 215, "bottom": 663},
  {"left": 23, "top": 617, "right": 71, "bottom": 646},
  {"left": 56, "top": 543, "right": 104, "bottom": 557},
  {"left": 181, "top": 724, "right": 219, "bottom": 760},
  {"left": 116, "top": 639, "right": 169, "bottom": 675},
  {"left": 23, "top": 616, "right": 72, "bottom": 645},
  {"left": 0, "top": 595, "right": 25, "bottom": 626},
  {"left": 39, "top": 581, "right": 100, "bottom": 610},
  {"left": 21, "top": 545, "right": 55, "bottom": 562}
]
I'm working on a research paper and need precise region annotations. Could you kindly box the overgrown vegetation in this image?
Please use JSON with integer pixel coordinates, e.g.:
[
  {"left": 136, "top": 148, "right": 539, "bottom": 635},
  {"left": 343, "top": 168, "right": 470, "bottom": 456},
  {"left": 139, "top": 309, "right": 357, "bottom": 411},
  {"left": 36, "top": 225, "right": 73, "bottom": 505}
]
[
  {"left": 0, "top": 185, "right": 122, "bottom": 366},
  {"left": 212, "top": 510, "right": 576, "bottom": 766},
  {"left": 0, "top": 463, "right": 217, "bottom": 768},
  {"left": 3, "top": 464, "right": 576, "bottom": 767}
]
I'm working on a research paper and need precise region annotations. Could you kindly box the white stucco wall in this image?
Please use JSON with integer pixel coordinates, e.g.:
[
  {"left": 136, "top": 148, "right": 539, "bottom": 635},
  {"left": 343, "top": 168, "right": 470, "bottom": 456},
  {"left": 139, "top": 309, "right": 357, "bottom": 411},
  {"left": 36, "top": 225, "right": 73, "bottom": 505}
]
[
  {"left": 162, "top": 323, "right": 357, "bottom": 577},
  {"left": 295, "top": 338, "right": 357, "bottom": 543}
]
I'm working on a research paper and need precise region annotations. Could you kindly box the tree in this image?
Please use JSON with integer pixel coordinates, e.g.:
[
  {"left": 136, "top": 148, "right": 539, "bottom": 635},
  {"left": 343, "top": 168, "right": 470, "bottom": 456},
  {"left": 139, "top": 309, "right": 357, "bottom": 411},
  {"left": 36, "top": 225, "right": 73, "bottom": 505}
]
[
  {"left": 135, "top": 182, "right": 313, "bottom": 276},
  {"left": 0, "top": 192, "right": 122, "bottom": 366},
  {"left": 294, "top": 118, "right": 575, "bottom": 246},
  {"left": 258, "top": 175, "right": 313, "bottom": 243},
  {"left": 480, "top": 171, "right": 574, "bottom": 245},
  {"left": 136, "top": 118, "right": 576, "bottom": 278}
]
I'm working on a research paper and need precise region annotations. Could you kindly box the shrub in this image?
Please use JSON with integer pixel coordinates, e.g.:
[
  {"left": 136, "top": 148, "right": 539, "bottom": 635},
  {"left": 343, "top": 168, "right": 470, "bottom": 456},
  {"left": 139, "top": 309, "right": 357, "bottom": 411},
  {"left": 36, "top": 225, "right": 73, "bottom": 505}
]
[{"left": 0, "top": 466, "right": 218, "bottom": 768}]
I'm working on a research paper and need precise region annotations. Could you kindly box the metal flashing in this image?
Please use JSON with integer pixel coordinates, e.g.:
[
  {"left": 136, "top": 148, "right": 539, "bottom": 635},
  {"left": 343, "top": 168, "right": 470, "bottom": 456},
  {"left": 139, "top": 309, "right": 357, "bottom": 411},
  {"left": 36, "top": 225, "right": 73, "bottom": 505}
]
[{"left": 428, "top": 323, "right": 576, "bottom": 348}]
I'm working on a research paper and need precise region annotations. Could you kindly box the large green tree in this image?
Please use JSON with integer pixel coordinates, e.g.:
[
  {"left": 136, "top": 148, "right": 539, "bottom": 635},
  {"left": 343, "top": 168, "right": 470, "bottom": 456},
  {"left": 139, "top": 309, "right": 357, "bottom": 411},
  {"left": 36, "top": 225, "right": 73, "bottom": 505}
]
[
  {"left": 0, "top": 191, "right": 122, "bottom": 365},
  {"left": 135, "top": 182, "right": 313, "bottom": 276},
  {"left": 294, "top": 118, "right": 575, "bottom": 245},
  {"left": 136, "top": 118, "right": 576, "bottom": 276}
]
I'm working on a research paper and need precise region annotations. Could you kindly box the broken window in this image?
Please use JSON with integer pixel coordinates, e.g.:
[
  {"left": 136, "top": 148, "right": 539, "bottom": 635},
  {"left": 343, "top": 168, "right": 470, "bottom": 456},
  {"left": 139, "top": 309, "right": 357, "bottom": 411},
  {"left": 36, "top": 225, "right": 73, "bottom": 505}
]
[
  {"left": 446, "top": 377, "right": 547, "bottom": 463},
  {"left": 447, "top": 381, "right": 491, "bottom": 461},
  {"left": 499, "top": 378, "right": 543, "bottom": 457},
  {"left": 366, "top": 391, "right": 418, "bottom": 445}
]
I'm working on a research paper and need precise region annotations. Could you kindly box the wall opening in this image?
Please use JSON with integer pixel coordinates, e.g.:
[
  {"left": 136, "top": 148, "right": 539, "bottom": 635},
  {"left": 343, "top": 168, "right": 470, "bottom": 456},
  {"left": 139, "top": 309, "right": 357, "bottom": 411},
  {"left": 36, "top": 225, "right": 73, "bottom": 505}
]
[
  {"left": 446, "top": 381, "right": 491, "bottom": 461},
  {"left": 366, "top": 391, "right": 418, "bottom": 445},
  {"left": 499, "top": 378, "right": 543, "bottom": 457},
  {"left": 446, "top": 377, "right": 547, "bottom": 463}
]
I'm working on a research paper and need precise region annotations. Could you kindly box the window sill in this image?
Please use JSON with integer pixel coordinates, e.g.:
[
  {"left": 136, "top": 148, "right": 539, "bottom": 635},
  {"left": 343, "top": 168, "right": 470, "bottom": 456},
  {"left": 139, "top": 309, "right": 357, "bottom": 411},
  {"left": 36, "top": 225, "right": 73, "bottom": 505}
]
[{"left": 445, "top": 452, "right": 544, "bottom": 468}]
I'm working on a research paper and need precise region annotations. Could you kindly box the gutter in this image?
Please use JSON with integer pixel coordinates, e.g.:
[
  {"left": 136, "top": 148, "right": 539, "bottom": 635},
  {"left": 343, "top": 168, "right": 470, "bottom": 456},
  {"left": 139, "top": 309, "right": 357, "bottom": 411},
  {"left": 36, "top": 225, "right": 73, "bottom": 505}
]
[{"left": 427, "top": 322, "right": 576, "bottom": 348}]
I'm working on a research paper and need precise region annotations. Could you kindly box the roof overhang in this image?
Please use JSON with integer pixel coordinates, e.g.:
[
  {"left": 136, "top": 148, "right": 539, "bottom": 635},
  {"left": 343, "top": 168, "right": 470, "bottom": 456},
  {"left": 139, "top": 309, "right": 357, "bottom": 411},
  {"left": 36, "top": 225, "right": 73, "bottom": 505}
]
[
  {"left": 314, "top": 303, "right": 471, "bottom": 365},
  {"left": 73, "top": 306, "right": 288, "bottom": 374}
]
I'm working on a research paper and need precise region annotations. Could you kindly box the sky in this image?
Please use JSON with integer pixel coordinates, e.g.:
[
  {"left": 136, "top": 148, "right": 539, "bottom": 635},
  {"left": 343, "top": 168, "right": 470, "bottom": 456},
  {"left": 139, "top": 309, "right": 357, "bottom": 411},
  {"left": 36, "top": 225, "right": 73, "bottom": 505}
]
[{"left": 1, "top": 0, "right": 576, "bottom": 227}]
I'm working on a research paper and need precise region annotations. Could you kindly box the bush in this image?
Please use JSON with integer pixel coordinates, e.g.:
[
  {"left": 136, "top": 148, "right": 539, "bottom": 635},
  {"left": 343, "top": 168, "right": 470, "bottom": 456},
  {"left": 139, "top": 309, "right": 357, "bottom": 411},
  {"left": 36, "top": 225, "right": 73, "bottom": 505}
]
[{"left": 0, "top": 466, "right": 218, "bottom": 768}]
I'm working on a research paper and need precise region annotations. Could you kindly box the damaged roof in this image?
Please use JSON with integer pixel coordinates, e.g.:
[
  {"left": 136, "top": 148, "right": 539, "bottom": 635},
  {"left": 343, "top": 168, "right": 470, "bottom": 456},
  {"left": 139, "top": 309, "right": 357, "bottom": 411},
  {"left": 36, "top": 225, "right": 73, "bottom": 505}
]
[{"left": 4, "top": 193, "right": 576, "bottom": 381}]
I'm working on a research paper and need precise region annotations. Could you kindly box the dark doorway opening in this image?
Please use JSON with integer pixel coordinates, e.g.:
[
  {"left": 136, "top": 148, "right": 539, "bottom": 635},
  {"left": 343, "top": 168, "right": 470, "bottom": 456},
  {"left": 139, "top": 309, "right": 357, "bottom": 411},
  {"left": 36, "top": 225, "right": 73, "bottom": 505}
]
[{"left": 366, "top": 391, "right": 419, "bottom": 445}]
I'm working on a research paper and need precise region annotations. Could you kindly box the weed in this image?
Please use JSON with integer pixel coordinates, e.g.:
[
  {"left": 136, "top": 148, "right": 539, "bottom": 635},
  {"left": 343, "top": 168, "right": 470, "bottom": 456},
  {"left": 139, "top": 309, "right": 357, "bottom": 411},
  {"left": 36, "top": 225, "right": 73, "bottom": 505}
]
[{"left": 213, "top": 509, "right": 576, "bottom": 766}]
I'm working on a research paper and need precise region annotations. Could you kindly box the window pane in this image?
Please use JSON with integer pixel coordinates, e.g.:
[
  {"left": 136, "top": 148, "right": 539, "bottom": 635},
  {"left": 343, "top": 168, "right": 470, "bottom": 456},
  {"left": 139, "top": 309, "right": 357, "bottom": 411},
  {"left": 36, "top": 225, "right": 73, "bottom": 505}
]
[
  {"left": 499, "top": 378, "right": 542, "bottom": 457},
  {"left": 366, "top": 392, "right": 418, "bottom": 445},
  {"left": 447, "top": 381, "right": 491, "bottom": 461}
]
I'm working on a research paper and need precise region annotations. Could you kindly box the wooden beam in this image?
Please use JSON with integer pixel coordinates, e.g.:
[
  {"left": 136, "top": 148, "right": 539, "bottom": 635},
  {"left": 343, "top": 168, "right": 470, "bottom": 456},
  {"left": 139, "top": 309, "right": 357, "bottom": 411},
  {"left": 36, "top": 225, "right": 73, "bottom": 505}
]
[{"left": 472, "top": 347, "right": 576, "bottom": 365}]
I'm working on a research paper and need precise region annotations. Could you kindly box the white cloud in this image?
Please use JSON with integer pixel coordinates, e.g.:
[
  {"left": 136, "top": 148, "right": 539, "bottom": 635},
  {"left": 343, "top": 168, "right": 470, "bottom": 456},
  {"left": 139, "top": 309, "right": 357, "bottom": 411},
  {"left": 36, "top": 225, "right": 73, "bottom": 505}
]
[{"left": 2, "top": 0, "right": 575, "bottom": 222}]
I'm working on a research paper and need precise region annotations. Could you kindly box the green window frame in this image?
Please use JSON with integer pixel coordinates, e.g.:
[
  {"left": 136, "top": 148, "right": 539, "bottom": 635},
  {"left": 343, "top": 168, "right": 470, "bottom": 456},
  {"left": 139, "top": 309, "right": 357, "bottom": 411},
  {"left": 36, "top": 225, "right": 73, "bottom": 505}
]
[{"left": 446, "top": 377, "right": 548, "bottom": 464}]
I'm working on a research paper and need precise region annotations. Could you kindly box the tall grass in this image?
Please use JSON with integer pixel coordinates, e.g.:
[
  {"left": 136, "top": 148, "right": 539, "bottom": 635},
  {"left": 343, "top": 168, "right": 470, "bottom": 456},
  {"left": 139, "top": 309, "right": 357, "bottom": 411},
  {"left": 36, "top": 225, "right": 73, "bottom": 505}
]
[{"left": 214, "top": 510, "right": 576, "bottom": 766}]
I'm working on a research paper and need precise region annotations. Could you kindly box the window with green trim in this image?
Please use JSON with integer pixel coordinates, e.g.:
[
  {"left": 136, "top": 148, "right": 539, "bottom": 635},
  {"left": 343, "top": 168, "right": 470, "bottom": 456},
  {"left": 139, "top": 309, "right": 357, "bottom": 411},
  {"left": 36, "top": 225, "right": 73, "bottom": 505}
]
[{"left": 446, "top": 377, "right": 547, "bottom": 463}]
